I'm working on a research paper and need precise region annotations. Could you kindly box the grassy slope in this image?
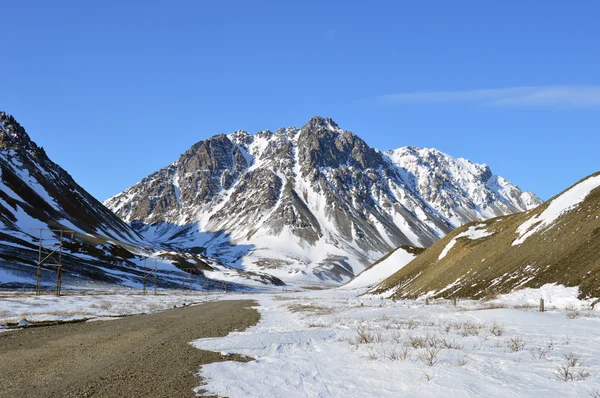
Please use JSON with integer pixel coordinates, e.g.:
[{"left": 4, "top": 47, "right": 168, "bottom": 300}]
[{"left": 371, "top": 172, "right": 600, "bottom": 300}]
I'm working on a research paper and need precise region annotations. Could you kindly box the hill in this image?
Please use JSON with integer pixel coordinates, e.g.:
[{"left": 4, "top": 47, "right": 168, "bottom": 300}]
[{"left": 371, "top": 172, "right": 600, "bottom": 300}]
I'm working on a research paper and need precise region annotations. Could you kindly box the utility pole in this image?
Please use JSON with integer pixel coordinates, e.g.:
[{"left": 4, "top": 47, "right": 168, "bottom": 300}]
[{"left": 32, "top": 228, "right": 74, "bottom": 296}]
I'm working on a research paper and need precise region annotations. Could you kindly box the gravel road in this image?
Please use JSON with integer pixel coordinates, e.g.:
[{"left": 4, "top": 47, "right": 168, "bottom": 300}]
[{"left": 0, "top": 299, "right": 259, "bottom": 398}]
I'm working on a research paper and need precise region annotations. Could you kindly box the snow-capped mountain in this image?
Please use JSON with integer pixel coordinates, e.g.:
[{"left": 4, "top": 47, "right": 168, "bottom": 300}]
[
  {"left": 0, "top": 112, "right": 282, "bottom": 289},
  {"left": 104, "top": 116, "right": 542, "bottom": 283}
]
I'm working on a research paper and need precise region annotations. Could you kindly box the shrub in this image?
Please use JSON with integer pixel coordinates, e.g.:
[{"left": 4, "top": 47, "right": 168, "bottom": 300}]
[
  {"left": 419, "top": 346, "right": 441, "bottom": 367},
  {"left": 488, "top": 322, "right": 504, "bottom": 337},
  {"left": 507, "top": 337, "right": 526, "bottom": 352}
]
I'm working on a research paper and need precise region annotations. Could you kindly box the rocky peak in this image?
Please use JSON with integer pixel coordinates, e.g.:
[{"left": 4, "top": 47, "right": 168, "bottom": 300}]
[
  {"left": 0, "top": 112, "right": 40, "bottom": 154},
  {"left": 305, "top": 116, "right": 339, "bottom": 131},
  {"left": 228, "top": 130, "right": 253, "bottom": 148},
  {"left": 298, "top": 117, "right": 382, "bottom": 170}
]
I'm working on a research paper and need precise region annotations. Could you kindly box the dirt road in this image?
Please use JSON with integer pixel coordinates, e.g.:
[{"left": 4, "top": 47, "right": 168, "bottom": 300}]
[{"left": 0, "top": 300, "right": 259, "bottom": 398}]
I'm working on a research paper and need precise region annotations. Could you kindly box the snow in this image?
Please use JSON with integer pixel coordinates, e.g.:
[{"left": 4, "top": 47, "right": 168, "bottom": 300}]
[
  {"left": 192, "top": 289, "right": 600, "bottom": 397},
  {"left": 438, "top": 224, "right": 493, "bottom": 260},
  {"left": 342, "top": 247, "right": 417, "bottom": 290},
  {"left": 492, "top": 283, "right": 596, "bottom": 310},
  {"left": 0, "top": 267, "right": 32, "bottom": 285},
  {"left": 513, "top": 174, "right": 600, "bottom": 246},
  {"left": 0, "top": 291, "right": 218, "bottom": 325}
]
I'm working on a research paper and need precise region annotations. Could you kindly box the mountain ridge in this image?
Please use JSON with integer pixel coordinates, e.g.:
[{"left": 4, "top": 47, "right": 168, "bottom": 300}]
[
  {"left": 0, "top": 112, "right": 283, "bottom": 290},
  {"left": 104, "top": 116, "right": 542, "bottom": 283}
]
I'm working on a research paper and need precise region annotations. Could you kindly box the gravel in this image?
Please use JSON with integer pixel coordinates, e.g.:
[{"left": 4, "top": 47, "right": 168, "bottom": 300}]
[{"left": 0, "top": 299, "right": 259, "bottom": 397}]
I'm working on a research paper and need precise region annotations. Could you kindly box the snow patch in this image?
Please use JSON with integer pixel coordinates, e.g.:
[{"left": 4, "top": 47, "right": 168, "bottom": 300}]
[
  {"left": 513, "top": 175, "right": 600, "bottom": 246},
  {"left": 438, "top": 224, "right": 492, "bottom": 260}
]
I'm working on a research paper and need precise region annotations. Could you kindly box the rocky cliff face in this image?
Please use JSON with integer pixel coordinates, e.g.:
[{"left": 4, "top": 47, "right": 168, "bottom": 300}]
[{"left": 105, "top": 116, "right": 542, "bottom": 283}]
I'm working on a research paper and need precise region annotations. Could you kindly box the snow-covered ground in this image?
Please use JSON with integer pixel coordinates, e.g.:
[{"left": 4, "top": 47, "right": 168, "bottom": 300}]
[
  {"left": 193, "top": 286, "right": 600, "bottom": 397},
  {"left": 0, "top": 290, "right": 219, "bottom": 327},
  {"left": 342, "top": 247, "right": 417, "bottom": 290},
  {"left": 3, "top": 283, "right": 599, "bottom": 396}
]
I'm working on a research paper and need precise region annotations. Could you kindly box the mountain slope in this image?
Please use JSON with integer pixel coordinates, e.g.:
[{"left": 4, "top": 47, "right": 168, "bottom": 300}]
[
  {"left": 0, "top": 112, "right": 282, "bottom": 290},
  {"left": 104, "top": 116, "right": 542, "bottom": 283},
  {"left": 370, "top": 172, "right": 600, "bottom": 300},
  {"left": 342, "top": 245, "right": 425, "bottom": 290}
]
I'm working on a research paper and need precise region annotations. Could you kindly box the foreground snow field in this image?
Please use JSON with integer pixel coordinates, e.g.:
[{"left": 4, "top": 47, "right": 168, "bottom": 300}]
[
  {"left": 2, "top": 285, "right": 599, "bottom": 397},
  {"left": 193, "top": 287, "right": 600, "bottom": 397}
]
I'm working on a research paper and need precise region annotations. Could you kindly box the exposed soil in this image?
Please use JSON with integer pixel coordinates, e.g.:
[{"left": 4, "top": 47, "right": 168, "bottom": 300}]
[{"left": 0, "top": 300, "right": 259, "bottom": 397}]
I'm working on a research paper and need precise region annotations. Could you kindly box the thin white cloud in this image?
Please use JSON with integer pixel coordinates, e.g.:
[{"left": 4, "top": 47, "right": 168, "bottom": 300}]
[{"left": 377, "top": 86, "right": 600, "bottom": 107}]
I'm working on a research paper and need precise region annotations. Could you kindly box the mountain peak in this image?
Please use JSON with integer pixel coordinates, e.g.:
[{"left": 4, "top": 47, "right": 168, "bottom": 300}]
[
  {"left": 305, "top": 116, "right": 339, "bottom": 130},
  {"left": 104, "top": 117, "right": 542, "bottom": 284},
  {"left": 0, "top": 112, "right": 45, "bottom": 158}
]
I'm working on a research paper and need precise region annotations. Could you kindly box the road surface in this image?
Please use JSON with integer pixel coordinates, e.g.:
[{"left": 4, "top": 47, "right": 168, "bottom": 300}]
[{"left": 0, "top": 299, "right": 259, "bottom": 397}]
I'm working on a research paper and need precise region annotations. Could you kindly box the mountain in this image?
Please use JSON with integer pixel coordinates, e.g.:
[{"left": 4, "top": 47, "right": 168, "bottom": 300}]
[
  {"left": 370, "top": 172, "right": 600, "bottom": 301},
  {"left": 0, "top": 112, "right": 282, "bottom": 290},
  {"left": 104, "top": 116, "right": 542, "bottom": 283},
  {"left": 342, "top": 245, "right": 425, "bottom": 290}
]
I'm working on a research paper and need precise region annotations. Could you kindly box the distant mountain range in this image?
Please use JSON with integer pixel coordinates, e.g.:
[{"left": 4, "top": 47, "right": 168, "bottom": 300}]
[
  {"left": 104, "top": 116, "right": 541, "bottom": 283},
  {"left": 0, "top": 112, "right": 282, "bottom": 290},
  {"left": 370, "top": 172, "right": 600, "bottom": 301}
]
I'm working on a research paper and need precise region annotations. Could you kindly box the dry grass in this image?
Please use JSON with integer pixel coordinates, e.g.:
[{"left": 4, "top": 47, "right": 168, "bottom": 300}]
[
  {"left": 406, "top": 334, "right": 428, "bottom": 349},
  {"left": 488, "top": 322, "right": 505, "bottom": 337},
  {"left": 301, "top": 286, "right": 329, "bottom": 291},
  {"left": 419, "top": 346, "right": 441, "bottom": 367},
  {"left": 454, "top": 321, "right": 484, "bottom": 337},
  {"left": 272, "top": 295, "right": 300, "bottom": 301},
  {"left": 287, "top": 304, "right": 335, "bottom": 315},
  {"left": 531, "top": 341, "right": 554, "bottom": 359},
  {"left": 555, "top": 352, "right": 591, "bottom": 382},
  {"left": 565, "top": 305, "right": 581, "bottom": 319},
  {"left": 45, "top": 310, "right": 94, "bottom": 316},
  {"left": 464, "top": 303, "right": 507, "bottom": 311},
  {"left": 440, "top": 337, "right": 463, "bottom": 350},
  {"left": 512, "top": 304, "right": 536, "bottom": 310},
  {"left": 587, "top": 389, "right": 600, "bottom": 398},
  {"left": 507, "top": 337, "right": 526, "bottom": 352},
  {"left": 383, "top": 346, "right": 411, "bottom": 361},
  {"left": 308, "top": 321, "right": 331, "bottom": 328},
  {"left": 355, "top": 325, "right": 382, "bottom": 344},
  {"left": 392, "top": 319, "right": 419, "bottom": 330},
  {"left": 89, "top": 301, "right": 113, "bottom": 310}
]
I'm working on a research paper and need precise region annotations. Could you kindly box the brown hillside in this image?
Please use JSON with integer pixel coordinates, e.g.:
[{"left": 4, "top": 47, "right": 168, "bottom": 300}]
[{"left": 370, "top": 172, "right": 600, "bottom": 300}]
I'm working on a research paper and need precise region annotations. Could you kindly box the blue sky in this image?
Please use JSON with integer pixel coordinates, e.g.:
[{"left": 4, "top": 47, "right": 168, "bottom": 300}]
[{"left": 2, "top": 1, "right": 599, "bottom": 201}]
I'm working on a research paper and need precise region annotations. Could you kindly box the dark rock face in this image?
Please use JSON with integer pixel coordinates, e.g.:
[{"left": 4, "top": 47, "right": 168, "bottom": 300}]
[
  {"left": 0, "top": 112, "right": 152, "bottom": 287},
  {"left": 0, "top": 112, "right": 284, "bottom": 290},
  {"left": 0, "top": 112, "right": 143, "bottom": 244},
  {"left": 105, "top": 116, "right": 542, "bottom": 283}
]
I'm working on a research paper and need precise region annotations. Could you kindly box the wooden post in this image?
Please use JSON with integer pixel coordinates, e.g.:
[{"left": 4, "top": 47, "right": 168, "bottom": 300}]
[
  {"left": 153, "top": 258, "right": 157, "bottom": 295},
  {"left": 539, "top": 298, "right": 545, "bottom": 312},
  {"left": 143, "top": 259, "right": 147, "bottom": 295},
  {"left": 452, "top": 297, "right": 457, "bottom": 306},
  {"left": 36, "top": 229, "right": 43, "bottom": 296},
  {"left": 56, "top": 229, "right": 63, "bottom": 296}
]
